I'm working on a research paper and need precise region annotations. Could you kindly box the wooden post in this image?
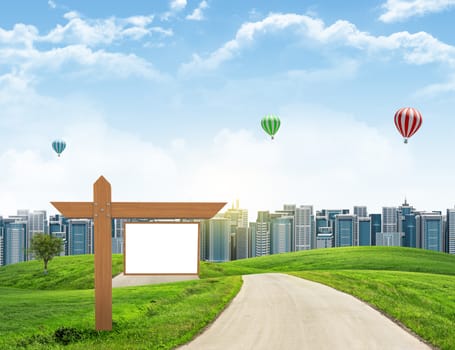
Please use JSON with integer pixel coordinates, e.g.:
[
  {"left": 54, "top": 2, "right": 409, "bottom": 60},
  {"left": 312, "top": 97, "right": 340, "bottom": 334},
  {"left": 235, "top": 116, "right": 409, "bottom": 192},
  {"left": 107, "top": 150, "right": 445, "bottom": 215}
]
[
  {"left": 93, "top": 176, "right": 112, "bottom": 331},
  {"left": 51, "top": 175, "right": 226, "bottom": 331}
]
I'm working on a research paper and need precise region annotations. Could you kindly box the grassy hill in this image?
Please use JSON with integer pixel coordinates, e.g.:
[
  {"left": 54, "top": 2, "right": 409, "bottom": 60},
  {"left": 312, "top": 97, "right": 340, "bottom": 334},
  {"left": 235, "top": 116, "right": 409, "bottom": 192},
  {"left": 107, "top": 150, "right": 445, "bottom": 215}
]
[{"left": 0, "top": 247, "right": 454, "bottom": 349}]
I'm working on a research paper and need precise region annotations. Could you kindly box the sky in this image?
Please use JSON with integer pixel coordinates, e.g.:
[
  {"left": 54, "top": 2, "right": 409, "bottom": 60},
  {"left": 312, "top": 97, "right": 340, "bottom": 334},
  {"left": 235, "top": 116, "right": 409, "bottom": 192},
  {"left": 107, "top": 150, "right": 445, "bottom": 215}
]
[{"left": 1, "top": 0, "right": 455, "bottom": 221}]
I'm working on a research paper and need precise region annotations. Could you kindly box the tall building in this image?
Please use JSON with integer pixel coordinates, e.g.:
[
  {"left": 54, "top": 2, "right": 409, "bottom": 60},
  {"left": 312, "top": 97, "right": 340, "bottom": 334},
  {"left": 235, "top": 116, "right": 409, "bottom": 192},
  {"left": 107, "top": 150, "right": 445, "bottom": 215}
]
[
  {"left": 67, "top": 219, "right": 93, "bottom": 255},
  {"left": 403, "top": 213, "right": 417, "bottom": 248},
  {"left": 255, "top": 211, "right": 271, "bottom": 256},
  {"left": 294, "top": 206, "right": 313, "bottom": 251},
  {"left": 235, "top": 227, "right": 249, "bottom": 259},
  {"left": 316, "top": 227, "right": 333, "bottom": 249},
  {"left": 447, "top": 208, "right": 455, "bottom": 254},
  {"left": 3, "top": 219, "right": 27, "bottom": 265},
  {"left": 271, "top": 216, "right": 293, "bottom": 254},
  {"left": 207, "top": 217, "right": 230, "bottom": 262},
  {"left": 112, "top": 218, "right": 126, "bottom": 254},
  {"left": 0, "top": 218, "right": 3, "bottom": 266},
  {"left": 335, "top": 214, "right": 357, "bottom": 247},
  {"left": 353, "top": 206, "right": 368, "bottom": 218},
  {"left": 224, "top": 201, "right": 248, "bottom": 260},
  {"left": 382, "top": 207, "right": 398, "bottom": 233},
  {"left": 49, "top": 214, "right": 68, "bottom": 256},
  {"left": 370, "top": 213, "right": 381, "bottom": 246},
  {"left": 358, "top": 217, "right": 371, "bottom": 246},
  {"left": 248, "top": 222, "right": 257, "bottom": 258},
  {"left": 416, "top": 212, "right": 444, "bottom": 252}
]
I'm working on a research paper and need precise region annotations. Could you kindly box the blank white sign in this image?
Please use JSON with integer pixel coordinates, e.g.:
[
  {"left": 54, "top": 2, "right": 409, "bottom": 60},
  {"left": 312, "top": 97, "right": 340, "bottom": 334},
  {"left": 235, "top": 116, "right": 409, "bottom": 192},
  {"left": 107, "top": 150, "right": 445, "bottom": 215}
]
[{"left": 124, "top": 223, "right": 199, "bottom": 274}]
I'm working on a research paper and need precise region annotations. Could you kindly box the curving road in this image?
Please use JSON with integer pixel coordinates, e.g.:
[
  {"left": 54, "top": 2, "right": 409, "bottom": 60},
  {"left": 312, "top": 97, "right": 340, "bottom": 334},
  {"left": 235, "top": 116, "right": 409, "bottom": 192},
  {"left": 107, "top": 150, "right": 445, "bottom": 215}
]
[{"left": 177, "top": 273, "right": 431, "bottom": 350}]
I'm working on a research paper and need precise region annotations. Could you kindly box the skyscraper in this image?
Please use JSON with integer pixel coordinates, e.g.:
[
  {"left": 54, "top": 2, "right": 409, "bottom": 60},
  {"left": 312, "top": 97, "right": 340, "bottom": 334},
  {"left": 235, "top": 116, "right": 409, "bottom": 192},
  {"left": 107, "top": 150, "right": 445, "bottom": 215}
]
[
  {"left": 335, "top": 214, "right": 357, "bottom": 247},
  {"left": 3, "top": 219, "right": 27, "bottom": 265},
  {"left": 369, "top": 213, "right": 381, "bottom": 246},
  {"left": 271, "top": 216, "right": 293, "bottom": 254},
  {"left": 207, "top": 216, "right": 230, "bottom": 262},
  {"left": 382, "top": 207, "right": 398, "bottom": 233},
  {"left": 294, "top": 206, "right": 313, "bottom": 251},
  {"left": 255, "top": 211, "right": 271, "bottom": 256},
  {"left": 358, "top": 217, "right": 371, "bottom": 246},
  {"left": 353, "top": 206, "right": 368, "bottom": 218},
  {"left": 67, "top": 219, "right": 93, "bottom": 255},
  {"left": 447, "top": 208, "right": 455, "bottom": 254},
  {"left": 416, "top": 213, "right": 444, "bottom": 252}
]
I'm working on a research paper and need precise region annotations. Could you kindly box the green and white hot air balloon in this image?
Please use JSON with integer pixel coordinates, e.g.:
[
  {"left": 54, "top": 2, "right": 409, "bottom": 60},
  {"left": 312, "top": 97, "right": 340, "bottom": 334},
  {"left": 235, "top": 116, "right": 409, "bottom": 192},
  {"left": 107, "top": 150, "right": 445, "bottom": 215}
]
[{"left": 261, "top": 114, "right": 281, "bottom": 140}]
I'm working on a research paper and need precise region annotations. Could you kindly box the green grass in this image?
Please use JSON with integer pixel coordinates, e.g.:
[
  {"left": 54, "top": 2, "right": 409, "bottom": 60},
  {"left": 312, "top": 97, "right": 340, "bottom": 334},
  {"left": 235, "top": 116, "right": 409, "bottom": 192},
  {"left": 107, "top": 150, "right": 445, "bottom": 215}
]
[
  {"left": 0, "top": 246, "right": 454, "bottom": 349},
  {"left": 0, "top": 277, "right": 242, "bottom": 349},
  {"left": 290, "top": 270, "right": 455, "bottom": 350},
  {"left": 200, "top": 246, "right": 455, "bottom": 278}
]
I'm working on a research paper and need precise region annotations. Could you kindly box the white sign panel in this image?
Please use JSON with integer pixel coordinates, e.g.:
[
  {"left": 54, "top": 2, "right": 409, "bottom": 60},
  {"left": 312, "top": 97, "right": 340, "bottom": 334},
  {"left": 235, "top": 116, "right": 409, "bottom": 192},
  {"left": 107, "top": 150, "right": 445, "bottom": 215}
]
[{"left": 124, "top": 223, "right": 199, "bottom": 275}]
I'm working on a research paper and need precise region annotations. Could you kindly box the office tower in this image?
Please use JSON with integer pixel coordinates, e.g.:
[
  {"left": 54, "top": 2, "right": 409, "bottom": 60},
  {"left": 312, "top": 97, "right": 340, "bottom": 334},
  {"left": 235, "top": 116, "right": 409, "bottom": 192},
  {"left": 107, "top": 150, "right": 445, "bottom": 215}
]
[
  {"left": 207, "top": 216, "right": 230, "bottom": 262},
  {"left": 376, "top": 232, "right": 403, "bottom": 246},
  {"left": 294, "top": 205, "right": 313, "bottom": 251},
  {"left": 249, "top": 222, "right": 257, "bottom": 258},
  {"left": 416, "top": 213, "right": 443, "bottom": 252},
  {"left": 403, "top": 213, "right": 417, "bottom": 248},
  {"left": 0, "top": 217, "right": 4, "bottom": 265},
  {"left": 316, "top": 227, "right": 333, "bottom": 248},
  {"left": 67, "top": 219, "right": 93, "bottom": 255},
  {"left": 447, "top": 208, "right": 455, "bottom": 254},
  {"left": 49, "top": 214, "right": 68, "bottom": 256},
  {"left": 112, "top": 218, "right": 126, "bottom": 254},
  {"left": 235, "top": 227, "right": 249, "bottom": 259},
  {"left": 382, "top": 207, "right": 398, "bottom": 233},
  {"left": 271, "top": 216, "right": 293, "bottom": 254},
  {"left": 354, "top": 206, "right": 368, "bottom": 218},
  {"left": 335, "top": 214, "right": 357, "bottom": 247},
  {"left": 370, "top": 213, "right": 381, "bottom": 246},
  {"left": 3, "top": 219, "right": 27, "bottom": 265},
  {"left": 358, "top": 217, "right": 371, "bottom": 246},
  {"left": 255, "top": 211, "right": 271, "bottom": 256},
  {"left": 224, "top": 201, "right": 248, "bottom": 260}
]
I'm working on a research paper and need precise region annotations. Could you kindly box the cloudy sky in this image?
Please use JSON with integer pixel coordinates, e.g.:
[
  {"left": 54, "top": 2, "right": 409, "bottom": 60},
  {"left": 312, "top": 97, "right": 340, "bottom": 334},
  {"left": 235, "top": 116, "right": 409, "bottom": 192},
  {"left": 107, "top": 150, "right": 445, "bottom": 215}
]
[{"left": 1, "top": 0, "right": 455, "bottom": 220}]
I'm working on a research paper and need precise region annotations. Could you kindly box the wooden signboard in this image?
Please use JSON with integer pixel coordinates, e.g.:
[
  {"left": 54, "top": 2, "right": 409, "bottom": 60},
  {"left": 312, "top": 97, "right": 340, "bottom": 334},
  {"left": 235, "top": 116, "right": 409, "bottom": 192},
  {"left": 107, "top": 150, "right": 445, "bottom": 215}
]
[{"left": 52, "top": 176, "right": 225, "bottom": 330}]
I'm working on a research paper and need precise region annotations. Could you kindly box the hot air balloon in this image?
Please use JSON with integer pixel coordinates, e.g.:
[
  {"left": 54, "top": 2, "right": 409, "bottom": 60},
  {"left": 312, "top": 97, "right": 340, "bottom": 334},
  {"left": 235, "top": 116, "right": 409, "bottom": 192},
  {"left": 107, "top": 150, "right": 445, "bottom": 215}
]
[
  {"left": 394, "top": 107, "right": 423, "bottom": 144},
  {"left": 52, "top": 139, "right": 66, "bottom": 157},
  {"left": 261, "top": 114, "right": 281, "bottom": 140}
]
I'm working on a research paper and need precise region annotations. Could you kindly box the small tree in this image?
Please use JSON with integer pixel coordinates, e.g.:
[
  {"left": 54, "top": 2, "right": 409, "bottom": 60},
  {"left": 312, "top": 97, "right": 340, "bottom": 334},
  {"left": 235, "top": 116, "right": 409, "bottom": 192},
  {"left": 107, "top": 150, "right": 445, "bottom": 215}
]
[{"left": 30, "top": 233, "right": 63, "bottom": 274}]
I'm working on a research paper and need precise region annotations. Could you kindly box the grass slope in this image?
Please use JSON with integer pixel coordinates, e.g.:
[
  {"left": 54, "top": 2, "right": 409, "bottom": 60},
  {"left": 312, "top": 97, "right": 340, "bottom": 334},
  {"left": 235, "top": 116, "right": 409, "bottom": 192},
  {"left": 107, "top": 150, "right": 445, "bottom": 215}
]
[{"left": 0, "top": 247, "right": 454, "bottom": 349}]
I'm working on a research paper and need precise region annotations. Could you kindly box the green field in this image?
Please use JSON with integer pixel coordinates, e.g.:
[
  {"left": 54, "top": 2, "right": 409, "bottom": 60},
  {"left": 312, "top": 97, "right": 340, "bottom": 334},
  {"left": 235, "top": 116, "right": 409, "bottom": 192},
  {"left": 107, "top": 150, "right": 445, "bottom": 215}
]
[{"left": 0, "top": 247, "right": 454, "bottom": 349}]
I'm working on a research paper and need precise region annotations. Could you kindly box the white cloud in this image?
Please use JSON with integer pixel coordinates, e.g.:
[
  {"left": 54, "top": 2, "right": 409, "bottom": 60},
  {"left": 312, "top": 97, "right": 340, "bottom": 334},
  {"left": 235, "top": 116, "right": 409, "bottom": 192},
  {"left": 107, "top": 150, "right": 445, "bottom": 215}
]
[
  {"left": 414, "top": 74, "right": 455, "bottom": 96},
  {"left": 48, "top": 0, "right": 56, "bottom": 9},
  {"left": 40, "top": 12, "right": 158, "bottom": 46},
  {"left": 186, "top": 1, "right": 208, "bottom": 21},
  {"left": 170, "top": 0, "right": 187, "bottom": 11},
  {"left": 180, "top": 12, "right": 455, "bottom": 74},
  {"left": 379, "top": 0, "right": 455, "bottom": 23}
]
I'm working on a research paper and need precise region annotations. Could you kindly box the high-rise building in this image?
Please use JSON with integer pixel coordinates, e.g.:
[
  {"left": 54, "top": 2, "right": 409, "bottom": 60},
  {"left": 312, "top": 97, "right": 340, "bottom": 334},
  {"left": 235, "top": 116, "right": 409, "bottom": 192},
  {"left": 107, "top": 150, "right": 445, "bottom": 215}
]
[
  {"left": 248, "top": 222, "right": 257, "bottom": 258},
  {"left": 354, "top": 206, "right": 368, "bottom": 218},
  {"left": 207, "top": 216, "right": 230, "bottom": 262},
  {"left": 271, "top": 216, "right": 293, "bottom": 254},
  {"left": 235, "top": 227, "right": 249, "bottom": 259},
  {"left": 112, "top": 218, "right": 126, "bottom": 254},
  {"left": 370, "top": 213, "right": 381, "bottom": 246},
  {"left": 335, "top": 214, "right": 357, "bottom": 247},
  {"left": 294, "top": 206, "right": 313, "bottom": 251},
  {"left": 3, "top": 219, "right": 27, "bottom": 265},
  {"left": 358, "top": 217, "right": 371, "bottom": 246},
  {"left": 403, "top": 213, "right": 417, "bottom": 248},
  {"left": 67, "top": 219, "right": 93, "bottom": 255},
  {"left": 255, "top": 211, "right": 271, "bottom": 256},
  {"left": 447, "top": 208, "right": 455, "bottom": 255},
  {"left": 416, "top": 212, "right": 444, "bottom": 252},
  {"left": 49, "top": 214, "right": 68, "bottom": 256},
  {"left": 316, "top": 227, "right": 333, "bottom": 249},
  {"left": 382, "top": 207, "right": 398, "bottom": 233}
]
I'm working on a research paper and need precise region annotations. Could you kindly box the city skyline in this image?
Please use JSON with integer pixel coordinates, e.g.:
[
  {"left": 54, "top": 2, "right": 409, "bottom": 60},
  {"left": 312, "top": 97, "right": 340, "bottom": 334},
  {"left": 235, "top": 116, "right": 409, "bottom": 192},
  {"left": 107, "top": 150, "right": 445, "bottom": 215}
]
[{"left": 2, "top": 1, "right": 455, "bottom": 218}]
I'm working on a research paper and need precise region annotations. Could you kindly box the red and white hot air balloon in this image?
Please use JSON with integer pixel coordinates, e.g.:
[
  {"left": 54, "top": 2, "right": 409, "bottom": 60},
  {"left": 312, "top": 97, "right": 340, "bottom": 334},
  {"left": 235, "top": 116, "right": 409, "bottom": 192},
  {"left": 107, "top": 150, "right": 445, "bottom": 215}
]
[{"left": 394, "top": 107, "right": 423, "bottom": 144}]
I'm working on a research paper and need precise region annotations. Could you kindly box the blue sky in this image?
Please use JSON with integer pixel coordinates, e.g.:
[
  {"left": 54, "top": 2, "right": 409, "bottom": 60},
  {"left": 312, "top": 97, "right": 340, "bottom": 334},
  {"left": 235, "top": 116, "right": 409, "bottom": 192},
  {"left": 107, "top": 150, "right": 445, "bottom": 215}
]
[{"left": 1, "top": 0, "right": 455, "bottom": 219}]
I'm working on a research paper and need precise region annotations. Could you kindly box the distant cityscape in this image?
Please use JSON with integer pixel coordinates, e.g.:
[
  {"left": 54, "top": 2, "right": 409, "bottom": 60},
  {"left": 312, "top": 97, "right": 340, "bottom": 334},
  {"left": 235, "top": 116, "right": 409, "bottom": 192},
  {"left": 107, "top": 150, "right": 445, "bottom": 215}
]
[{"left": 1, "top": 199, "right": 454, "bottom": 266}]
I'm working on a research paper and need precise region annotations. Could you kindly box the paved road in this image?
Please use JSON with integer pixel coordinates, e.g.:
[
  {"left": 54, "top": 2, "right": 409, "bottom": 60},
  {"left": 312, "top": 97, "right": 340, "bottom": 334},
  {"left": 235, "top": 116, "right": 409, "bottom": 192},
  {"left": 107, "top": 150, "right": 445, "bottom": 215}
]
[
  {"left": 112, "top": 273, "right": 198, "bottom": 288},
  {"left": 177, "top": 273, "right": 431, "bottom": 350}
]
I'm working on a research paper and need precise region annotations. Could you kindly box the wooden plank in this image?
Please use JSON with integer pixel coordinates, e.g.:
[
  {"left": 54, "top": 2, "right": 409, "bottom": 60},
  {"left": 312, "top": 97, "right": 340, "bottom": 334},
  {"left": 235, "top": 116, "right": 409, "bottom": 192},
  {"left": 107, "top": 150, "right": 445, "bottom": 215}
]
[
  {"left": 50, "top": 202, "right": 92, "bottom": 218},
  {"left": 93, "top": 176, "right": 112, "bottom": 331},
  {"left": 111, "top": 202, "right": 226, "bottom": 219}
]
